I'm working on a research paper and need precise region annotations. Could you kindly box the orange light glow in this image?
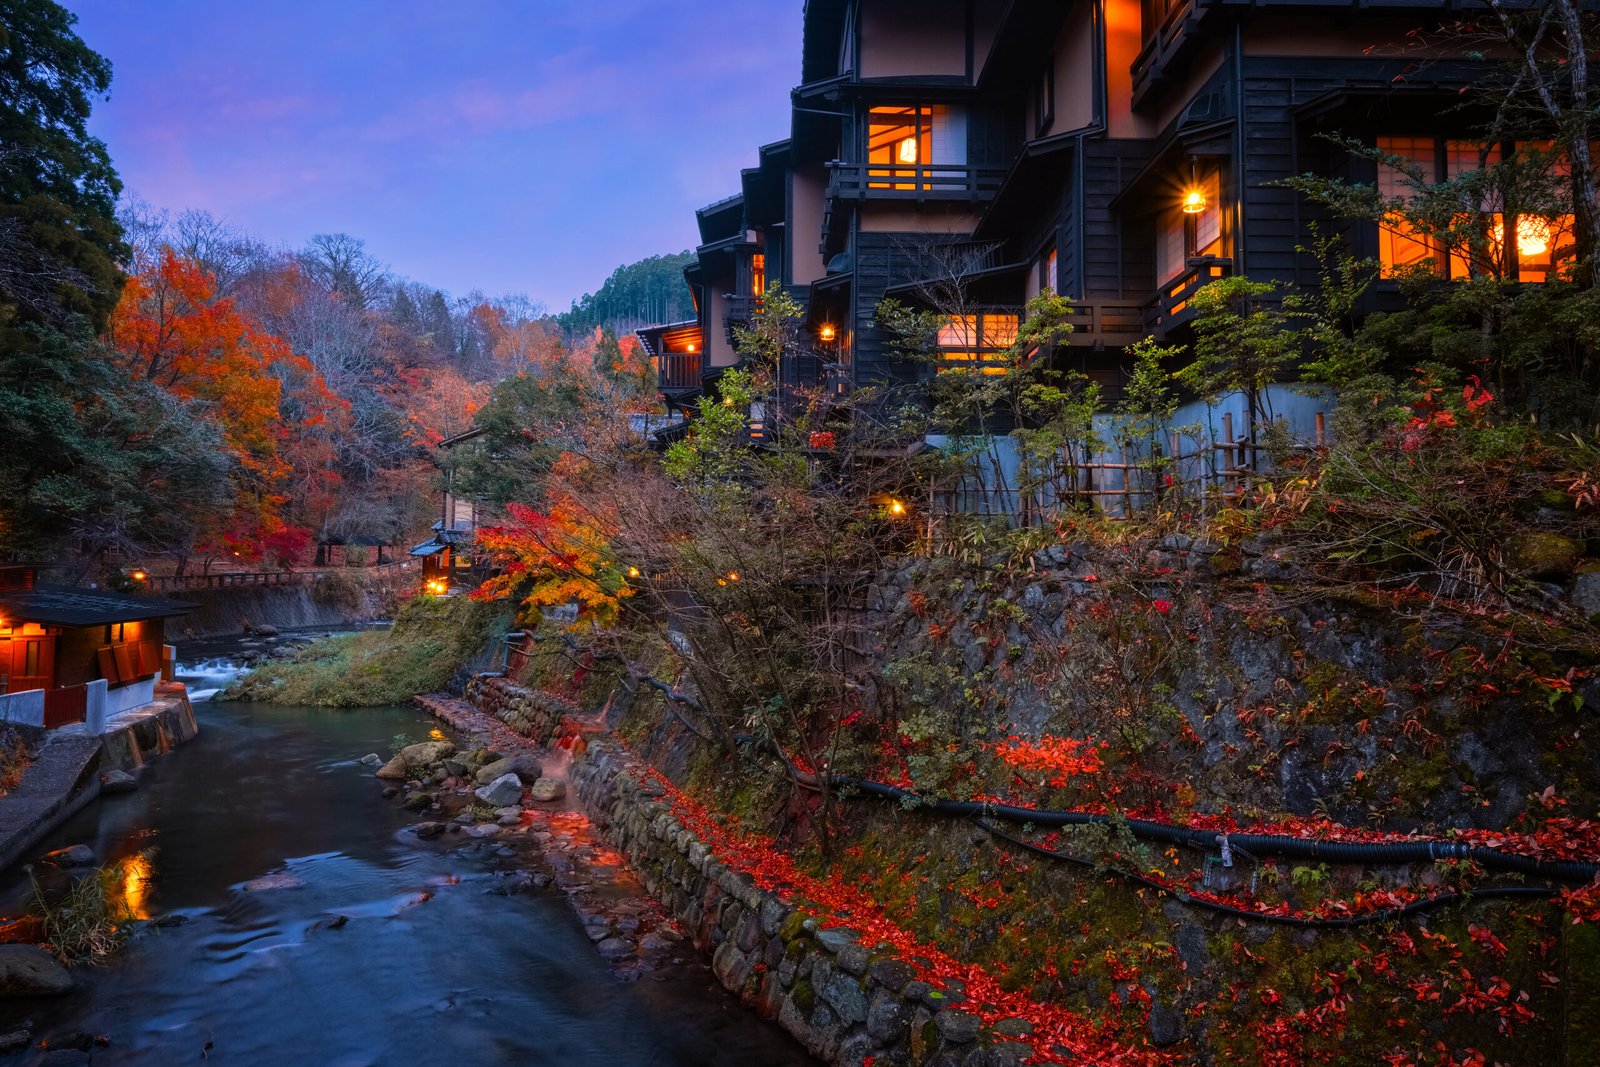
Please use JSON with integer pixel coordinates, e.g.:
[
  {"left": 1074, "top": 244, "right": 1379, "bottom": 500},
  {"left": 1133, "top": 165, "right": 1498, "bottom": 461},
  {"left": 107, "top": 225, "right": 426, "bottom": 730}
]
[
  {"left": 119, "top": 852, "right": 155, "bottom": 922},
  {"left": 819, "top": 323, "right": 837, "bottom": 343},
  {"left": 1516, "top": 217, "right": 1551, "bottom": 257},
  {"left": 686, "top": 342, "right": 697, "bottom": 352},
  {"left": 425, "top": 578, "right": 448, "bottom": 595},
  {"left": 726, "top": 571, "right": 740, "bottom": 583},
  {"left": 129, "top": 570, "right": 149, "bottom": 582},
  {"left": 1182, "top": 188, "right": 1207, "bottom": 214},
  {"left": 888, "top": 498, "right": 907, "bottom": 517},
  {"left": 627, "top": 566, "right": 642, "bottom": 579}
]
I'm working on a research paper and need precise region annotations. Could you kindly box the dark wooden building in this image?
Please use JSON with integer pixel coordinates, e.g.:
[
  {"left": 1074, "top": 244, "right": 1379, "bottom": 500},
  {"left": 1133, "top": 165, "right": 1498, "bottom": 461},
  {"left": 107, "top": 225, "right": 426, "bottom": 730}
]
[
  {"left": 0, "top": 563, "right": 191, "bottom": 727},
  {"left": 640, "top": 0, "right": 1523, "bottom": 412}
]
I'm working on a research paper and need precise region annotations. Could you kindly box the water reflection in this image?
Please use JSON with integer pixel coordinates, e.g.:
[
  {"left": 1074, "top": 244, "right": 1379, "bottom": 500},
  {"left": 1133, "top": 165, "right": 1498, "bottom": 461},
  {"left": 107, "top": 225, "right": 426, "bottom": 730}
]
[{"left": 0, "top": 701, "right": 813, "bottom": 1065}]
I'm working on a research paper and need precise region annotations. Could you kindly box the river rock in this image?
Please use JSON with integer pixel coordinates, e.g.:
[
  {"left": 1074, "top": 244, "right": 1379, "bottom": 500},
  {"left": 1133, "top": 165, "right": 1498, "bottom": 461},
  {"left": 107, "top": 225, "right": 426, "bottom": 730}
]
[
  {"left": 415, "top": 822, "right": 446, "bottom": 840},
  {"left": 397, "top": 741, "right": 455, "bottom": 769},
  {"left": 475, "top": 754, "right": 542, "bottom": 786},
  {"left": 475, "top": 773, "right": 523, "bottom": 807},
  {"left": 100, "top": 769, "right": 138, "bottom": 794},
  {"left": 360, "top": 753, "right": 383, "bottom": 766},
  {"left": 42, "top": 844, "right": 95, "bottom": 867},
  {"left": 374, "top": 755, "right": 409, "bottom": 780},
  {"left": 242, "top": 873, "right": 306, "bottom": 891},
  {"left": 528, "top": 778, "right": 565, "bottom": 802},
  {"left": 403, "top": 791, "right": 435, "bottom": 812},
  {"left": 0, "top": 945, "right": 75, "bottom": 997},
  {"left": 252, "top": 624, "right": 281, "bottom": 637},
  {"left": 0, "top": 1029, "right": 30, "bottom": 1054}
]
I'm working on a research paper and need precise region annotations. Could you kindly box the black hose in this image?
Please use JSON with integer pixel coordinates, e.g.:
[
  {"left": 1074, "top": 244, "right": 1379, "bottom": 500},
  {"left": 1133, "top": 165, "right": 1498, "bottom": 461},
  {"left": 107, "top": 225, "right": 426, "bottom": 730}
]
[
  {"left": 820, "top": 776, "right": 1600, "bottom": 884},
  {"left": 972, "top": 817, "right": 1560, "bottom": 928}
]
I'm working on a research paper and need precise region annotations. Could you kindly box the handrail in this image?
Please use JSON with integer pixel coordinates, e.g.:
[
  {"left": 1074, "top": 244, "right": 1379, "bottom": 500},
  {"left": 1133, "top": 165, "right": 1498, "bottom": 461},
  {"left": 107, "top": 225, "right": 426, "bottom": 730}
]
[
  {"left": 146, "top": 558, "right": 418, "bottom": 592},
  {"left": 826, "top": 161, "right": 1008, "bottom": 200}
]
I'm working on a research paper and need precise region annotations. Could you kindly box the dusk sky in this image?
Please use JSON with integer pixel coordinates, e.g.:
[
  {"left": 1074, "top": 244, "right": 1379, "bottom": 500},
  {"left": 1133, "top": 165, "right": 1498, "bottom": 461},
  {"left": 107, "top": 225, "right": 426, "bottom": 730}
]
[{"left": 65, "top": 1, "right": 803, "bottom": 309}]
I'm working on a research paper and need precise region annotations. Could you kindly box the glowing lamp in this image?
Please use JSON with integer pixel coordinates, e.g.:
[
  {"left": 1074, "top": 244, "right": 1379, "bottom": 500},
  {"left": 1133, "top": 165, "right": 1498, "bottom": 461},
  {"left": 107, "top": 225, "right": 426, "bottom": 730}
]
[
  {"left": 898, "top": 137, "right": 918, "bottom": 164},
  {"left": 887, "top": 498, "right": 907, "bottom": 517},
  {"left": 627, "top": 566, "right": 642, "bottom": 579},
  {"left": 1517, "top": 217, "right": 1551, "bottom": 258},
  {"left": 819, "top": 323, "right": 837, "bottom": 343},
  {"left": 686, "top": 343, "right": 697, "bottom": 352},
  {"left": 1181, "top": 188, "right": 1207, "bottom": 214},
  {"left": 727, "top": 571, "right": 740, "bottom": 583},
  {"left": 426, "top": 578, "right": 448, "bottom": 595},
  {"left": 129, "top": 569, "right": 149, "bottom": 582}
]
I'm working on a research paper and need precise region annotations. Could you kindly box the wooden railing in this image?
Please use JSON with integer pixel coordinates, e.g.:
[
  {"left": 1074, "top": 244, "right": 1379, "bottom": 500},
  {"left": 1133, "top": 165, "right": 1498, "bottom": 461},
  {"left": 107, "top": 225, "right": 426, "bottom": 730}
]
[
  {"left": 826, "top": 162, "right": 1008, "bottom": 202},
  {"left": 147, "top": 558, "right": 417, "bottom": 592},
  {"left": 1064, "top": 301, "right": 1150, "bottom": 347},
  {"left": 656, "top": 352, "right": 702, "bottom": 391},
  {"left": 723, "top": 295, "right": 762, "bottom": 347},
  {"left": 1149, "top": 256, "right": 1233, "bottom": 334}
]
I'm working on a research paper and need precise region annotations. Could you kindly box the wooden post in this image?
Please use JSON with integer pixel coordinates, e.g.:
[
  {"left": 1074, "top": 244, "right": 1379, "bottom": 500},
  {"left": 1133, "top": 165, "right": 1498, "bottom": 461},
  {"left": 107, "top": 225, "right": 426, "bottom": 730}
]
[{"left": 1315, "top": 411, "right": 1326, "bottom": 447}]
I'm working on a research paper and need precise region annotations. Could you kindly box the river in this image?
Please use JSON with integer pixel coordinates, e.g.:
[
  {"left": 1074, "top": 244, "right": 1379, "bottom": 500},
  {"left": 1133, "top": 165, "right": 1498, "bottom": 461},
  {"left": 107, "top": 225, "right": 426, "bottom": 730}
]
[{"left": 0, "top": 653, "right": 812, "bottom": 1065}]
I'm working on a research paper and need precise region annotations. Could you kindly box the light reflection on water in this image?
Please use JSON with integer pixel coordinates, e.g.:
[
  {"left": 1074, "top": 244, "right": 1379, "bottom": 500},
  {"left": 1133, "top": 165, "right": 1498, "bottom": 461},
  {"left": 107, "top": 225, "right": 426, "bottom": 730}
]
[{"left": 0, "top": 700, "right": 813, "bottom": 1066}]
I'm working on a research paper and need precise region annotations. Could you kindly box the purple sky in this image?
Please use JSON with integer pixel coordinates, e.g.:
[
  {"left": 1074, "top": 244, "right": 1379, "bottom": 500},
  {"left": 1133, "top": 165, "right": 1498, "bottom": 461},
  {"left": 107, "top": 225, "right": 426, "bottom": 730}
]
[{"left": 65, "top": 1, "right": 802, "bottom": 309}]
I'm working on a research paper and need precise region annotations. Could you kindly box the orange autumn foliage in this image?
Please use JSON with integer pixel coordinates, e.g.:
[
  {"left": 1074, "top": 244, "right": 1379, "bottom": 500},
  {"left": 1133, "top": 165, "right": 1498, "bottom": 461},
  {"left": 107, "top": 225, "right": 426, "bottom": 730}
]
[{"left": 108, "top": 250, "right": 343, "bottom": 559}]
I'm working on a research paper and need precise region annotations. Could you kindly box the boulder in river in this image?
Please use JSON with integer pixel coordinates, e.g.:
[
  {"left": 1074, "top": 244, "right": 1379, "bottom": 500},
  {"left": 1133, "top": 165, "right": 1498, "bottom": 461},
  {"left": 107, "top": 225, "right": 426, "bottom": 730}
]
[
  {"left": 42, "top": 844, "right": 95, "bottom": 867},
  {"left": 475, "top": 754, "right": 542, "bottom": 786},
  {"left": 374, "top": 756, "right": 409, "bottom": 780},
  {"left": 397, "top": 741, "right": 455, "bottom": 769},
  {"left": 100, "top": 769, "right": 138, "bottom": 794},
  {"left": 403, "top": 791, "right": 436, "bottom": 812},
  {"left": 414, "top": 822, "right": 446, "bottom": 840},
  {"left": 528, "top": 778, "right": 566, "bottom": 803},
  {"left": 0, "top": 945, "right": 75, "bottom": 998},
  {"left": 475, "top": 773, "right": 523, "bottom": 808},
  {"left": 360, "top": 753, "right": 383, "bottom": 767}
]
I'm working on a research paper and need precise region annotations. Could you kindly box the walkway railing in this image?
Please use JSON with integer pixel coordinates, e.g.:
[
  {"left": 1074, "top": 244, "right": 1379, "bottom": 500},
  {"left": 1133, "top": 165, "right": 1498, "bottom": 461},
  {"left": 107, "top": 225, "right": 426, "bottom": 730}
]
[{"left": 147, "top": 558, "right": 417, "bottom": 592}]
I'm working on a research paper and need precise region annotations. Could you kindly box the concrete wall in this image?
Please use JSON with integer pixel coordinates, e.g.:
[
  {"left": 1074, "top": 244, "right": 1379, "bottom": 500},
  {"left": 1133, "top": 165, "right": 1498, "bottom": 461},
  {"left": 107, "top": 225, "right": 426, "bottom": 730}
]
[
  {"left": 0, "top": 688, "right": 44, "bottom": 727},
  {"left": 171, "top": 570, "right": 410, "bottom": 639}
]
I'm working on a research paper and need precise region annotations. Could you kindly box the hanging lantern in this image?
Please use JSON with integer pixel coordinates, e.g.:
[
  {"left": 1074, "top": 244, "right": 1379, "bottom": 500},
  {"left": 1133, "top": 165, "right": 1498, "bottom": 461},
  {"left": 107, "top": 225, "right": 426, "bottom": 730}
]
[
  {"left": 1182, "top": 188, "right": 1207, "bottom": 214},
  {"left": 898, "top": 137, "right": 918, "bottom": 164}
]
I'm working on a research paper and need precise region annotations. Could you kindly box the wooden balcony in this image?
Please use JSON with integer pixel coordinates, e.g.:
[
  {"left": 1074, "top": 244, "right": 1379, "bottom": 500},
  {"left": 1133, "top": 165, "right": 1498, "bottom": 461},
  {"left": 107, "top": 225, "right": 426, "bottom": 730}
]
[
  {"left": 825, "top": 162, "right": 1008, "bottom": 203},
  {"left": 724, "top": 295, "right": 762, "bottom": 347},
  {"left": 1063, "top": 301, "right": 1150, "bottom": 349},
  {"left": 1148, "top": 256, "right": 1233, "bottom": 335},
  {"left": 656, "top": 352, "right": 702, "bottom": 393}
]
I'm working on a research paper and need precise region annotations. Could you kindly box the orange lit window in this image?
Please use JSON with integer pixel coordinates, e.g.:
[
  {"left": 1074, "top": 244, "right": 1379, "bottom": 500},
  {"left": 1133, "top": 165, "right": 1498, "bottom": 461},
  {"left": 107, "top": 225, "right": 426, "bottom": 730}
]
[
  {"left": 1377, "top": 136, "right": 1439, "bottom": 277},
  {"left": 867, "top": 105, "right": 965, "bottom": 190},
  {"left": 1509, "top": 141, "right": 1576, "bottom": 283},
  {"left": 1446, "top": 141, "right": 1503, "bottom": 279},
  {"left": 936, "top": 312, "right": 1020, "bottom": 375},
  {"left": 750, "top": 253, "right": 765, "bottom": 297}
]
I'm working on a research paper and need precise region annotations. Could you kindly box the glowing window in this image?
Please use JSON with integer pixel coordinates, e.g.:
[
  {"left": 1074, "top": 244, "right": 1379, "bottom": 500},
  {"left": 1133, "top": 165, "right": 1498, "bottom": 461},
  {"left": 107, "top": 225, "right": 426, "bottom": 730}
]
[
  {"left": 936, "top": 312, "right": 1021, "bottom": 375},
  {"left": 867, "top": 105, "right": 965, "bottom": 190},
  {"left": 1446, "top": 141, "right": 1503, "bottom": 279},
  {"left": 1377, "top": 136, "right": 1438, "bottom": 277}
]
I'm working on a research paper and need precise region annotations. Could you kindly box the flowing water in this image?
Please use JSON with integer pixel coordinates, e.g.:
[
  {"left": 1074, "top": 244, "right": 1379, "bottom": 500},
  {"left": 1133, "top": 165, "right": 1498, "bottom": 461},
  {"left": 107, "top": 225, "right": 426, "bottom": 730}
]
[{"left": 0, "top": 649, "right": 812, "bottom": 1065}]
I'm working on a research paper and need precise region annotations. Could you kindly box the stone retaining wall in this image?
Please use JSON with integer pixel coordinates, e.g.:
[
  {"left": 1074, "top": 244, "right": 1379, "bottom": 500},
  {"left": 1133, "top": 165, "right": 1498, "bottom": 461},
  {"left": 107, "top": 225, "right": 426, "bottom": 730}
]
[
  {"left": 460, "top": 675, "right": 575, "bottom": 745},
  {"left": 460, "top": 673, "right": 1030, "bottom": 1065},
  {"left": 568, "top": 741, "right": 1028, "bottom": 1067}
]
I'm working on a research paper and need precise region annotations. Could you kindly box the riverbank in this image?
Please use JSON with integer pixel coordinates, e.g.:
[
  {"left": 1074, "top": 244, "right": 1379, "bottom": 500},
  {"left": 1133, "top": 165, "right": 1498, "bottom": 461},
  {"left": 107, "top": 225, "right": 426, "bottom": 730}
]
[
  {"left": 0, "top": 686, "right": 197, "bottom": 878},
  {"left": 0, "top": 698, "right": 812, "bottom": 1064},
  {"left": 414, "top": 683, "right": 1028, "bottom": 1066}
]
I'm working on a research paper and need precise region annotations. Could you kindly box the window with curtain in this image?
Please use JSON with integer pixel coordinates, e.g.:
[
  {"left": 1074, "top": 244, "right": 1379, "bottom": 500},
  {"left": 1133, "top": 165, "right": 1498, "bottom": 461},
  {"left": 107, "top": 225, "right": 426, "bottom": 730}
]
[
  {"left": 1377, "top": 136, "right": 1439, "bottom": 277},
  {"left": 867, "top": 105, "right": 964, "bottom": 190},
  {"left": 936, "top": 312, "right": 1021, "bottom": 375}
]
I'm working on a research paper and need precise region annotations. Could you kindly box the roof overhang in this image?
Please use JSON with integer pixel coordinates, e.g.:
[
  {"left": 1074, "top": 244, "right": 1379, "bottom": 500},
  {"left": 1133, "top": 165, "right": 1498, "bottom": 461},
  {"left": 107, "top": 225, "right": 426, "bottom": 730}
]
[{"left": 0, "top": 585, "right": 194, "bottom": 628}]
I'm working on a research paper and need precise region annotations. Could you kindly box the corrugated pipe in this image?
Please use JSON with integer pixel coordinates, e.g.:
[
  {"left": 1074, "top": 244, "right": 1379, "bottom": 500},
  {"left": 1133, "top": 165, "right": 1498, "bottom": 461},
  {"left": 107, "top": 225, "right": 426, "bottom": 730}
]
[
  {"left": 819, "top": 776, "right": 1600, "bottom": 885},
  {"left": 974, "top": 817, "right": 1559, "bottom": 929}
]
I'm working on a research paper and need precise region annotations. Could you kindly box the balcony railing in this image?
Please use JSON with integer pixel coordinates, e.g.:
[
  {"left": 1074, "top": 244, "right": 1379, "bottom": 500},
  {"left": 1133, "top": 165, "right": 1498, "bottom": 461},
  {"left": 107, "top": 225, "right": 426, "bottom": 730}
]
[
  {"left": 826, "top": 162, "right": 1008, "bottom": 202},
  {"left": 1063, "top": 302, "right": 1150, "bottom": 347},
  {"left": 1132, "top": 0, "right": 1199, "bottom": 103},
  {"left": 1148, "top": 256, "right": 1233, "bottom": 335},
  {"left": 656, "top": 352, "right": 702, "bottom": 392},
  {"left": 724, "top": 295, "right": 762, "bottom": 347}
]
